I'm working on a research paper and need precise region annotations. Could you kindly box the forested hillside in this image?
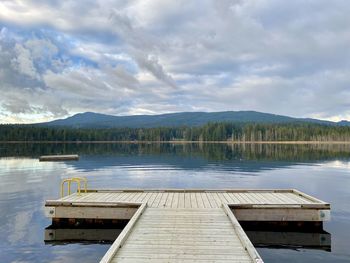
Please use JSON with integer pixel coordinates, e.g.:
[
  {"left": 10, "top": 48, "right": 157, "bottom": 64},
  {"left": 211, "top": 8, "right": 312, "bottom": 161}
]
[
  {"left": 1, "top": 122, "right": 350, "bottom": 141},
  {"left": 40, "top": 111, "right": 342, "bottom": 128}
]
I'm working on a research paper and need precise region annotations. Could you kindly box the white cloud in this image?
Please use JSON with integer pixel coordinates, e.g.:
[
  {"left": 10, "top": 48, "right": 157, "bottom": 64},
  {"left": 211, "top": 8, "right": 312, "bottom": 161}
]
[
  {"left": 11, "top": 43, "right": 38, "bottom": 79},
  {"left": 0, "top": 0, "right": 350, "bottom": 122}
]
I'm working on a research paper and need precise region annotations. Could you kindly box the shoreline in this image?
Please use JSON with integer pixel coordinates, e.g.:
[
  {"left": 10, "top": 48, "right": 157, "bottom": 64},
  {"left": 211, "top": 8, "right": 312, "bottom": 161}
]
[{"left": 1, "top": 140, "right": 350, "bottom": 144}]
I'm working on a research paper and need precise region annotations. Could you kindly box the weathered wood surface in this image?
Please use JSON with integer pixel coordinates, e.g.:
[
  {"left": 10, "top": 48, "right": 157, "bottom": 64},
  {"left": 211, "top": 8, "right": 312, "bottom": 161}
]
[
  {"left": 51, "top": 189, "right": 329, "bottom": 209},
  {"left": 44, "top": 189, "right": 330, "bottom": 262},
  {"left": 46, "top": 189, "right": 330, "bottom": 222},
  {"left": 105, "top": 207, "right": 262, "bottom": 263},
  {"left": 100, "top": 203, "right": 147, "bottom": 263},
  {"left": 39, "top": 154, "right": 79, "bottom": 161}
]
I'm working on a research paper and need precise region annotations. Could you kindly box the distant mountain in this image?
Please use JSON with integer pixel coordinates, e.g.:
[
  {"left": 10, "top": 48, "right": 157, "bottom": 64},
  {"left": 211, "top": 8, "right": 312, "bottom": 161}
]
[
  {"left": 337, "top": 120, "right": 350, "bottom": 126},
  {"left": 37, "top": 111, "right": 349, "bottom": 129}
]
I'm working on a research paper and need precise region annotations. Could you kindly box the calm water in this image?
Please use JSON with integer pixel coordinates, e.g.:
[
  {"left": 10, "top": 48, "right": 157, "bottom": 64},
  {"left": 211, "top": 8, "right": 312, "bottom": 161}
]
[{"left": 0, "top": 143, "right": 349, "bottom": 262}]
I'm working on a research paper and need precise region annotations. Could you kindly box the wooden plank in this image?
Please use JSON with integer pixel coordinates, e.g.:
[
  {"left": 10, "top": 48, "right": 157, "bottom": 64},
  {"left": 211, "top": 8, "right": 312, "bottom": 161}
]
[
  {"left": 122, "top": 244, "right": 244, "bottom": 250},
  {"left": 139, "top": 209, "right": 228, "bottom": 215},
  {"left": 276, "top": 193, "right": 301, "bottom": 204},
  {"left": 104, "top": 193, "right": 121, "bottom": 202},
  {"left": 48, "top": 191, "right": 330, "bottom": 209},
  {"left": 265, "top": 193, "right": 284, "bottom": 204},
  {"left": 100, "top": 203, "right": 147, "bottom": 263},
  {"left": 165, "top": 192, "right": 174, "bottom": 208},
  {"left": 237, "top": 193, "right": 252, "bottom": 203},
  {"left": 190, "top": 192, "right": 197, "bottom": 208},
  {"left": 57, "top": 193, "right": 84, "bottom": 202},
  {"left": 254, "top": 193, "right": 271, "bottom": 204},
  {"left": 82, "top": 188, "right": 289, "bottom": 194},
  {"left": 132, "top": 193, "right": 146, "bottom": 202},
  {"left": 222, "top": 193, "right": 235, "bottom": 204},
  {"left": 225, "top": 193, "right": 240, "bottom": 204},
  {"left": 139, "top": 192, "right": 150, "bottom": 203},
  {"left": 222, "top": 204, "right": 263, "bottom": 262},
  {"left": 171, "top": 193, "right": 179, "bottom": 208},
  {"left": 184, "top": 193, "right": 191, "bottom": 208},
  {"left": 215, "top": 192, "right": 228, "bottom": 206},
  {"left": 130, "top": 229, "right": 245, "bottom": 236},
  {"left": 67, "top": 193, "right": 91, "bottom": 202},
  {"left": 123, "top": 233, "right": 250, "bottom": 241},
  {"left": 232, "top": 207, "right": 331, "bottom": 221},
  {"left": 112, "top": 207, "right": 255, "bottom": 263},
  {"left": 201, "top": 193, "right": 211, "bottom": 208},
  {"left": 206, "top": 192, "right": 220, "bottom": 207},
  {"left": 115, "top": 259, "right": 249, "bottom": 263},
  {"left": 146, "top": 193, "right": 158, "bottom": 207},
  {"left": 269, "top": 193, "right": 290, "bottom": 204},
  {"left": 52, "top": 206, "right": 138, "bottom": 220},
  {"left": 129, "top": 192, "right": 143, "bottom": 202},
  {"left": 159, "top": 192, "right": 169, "bottom": 208},
  {"left": 134, "top": 221, "right": 232, "bottom": 227},
  {"left": 285, "top": 193, "right": 310, "bottom": 204},
  {"left": 94, "top": 193, "right": 112, "bottom": 202},
  {"left": 115, "top": 192, "right": 128, "bottom": 202},
  {"left": 177, "top": 192, "right": 185, "bottom": 208},
  {"left": 152, "top": 192, "right": 163, "bottom": 208},
  {"left": 234, "top": 193, "right": 248, "bottom": 204},
  {"left": 240, "top": 193, "right": 258, "bottom": 203},
  {"left": 117, "top": 248, "right": 249, "bottom": 255},
  {"left": 292, "top": 189, "right": 327, "bottom": 204},
  {"left": 124, "top": 239, "right": 243, "bottom": 245},
  {"left": 115, "top": 254, "right": 252, "bottom": 261},
  {"left": 45, "top": 188, "right": 331, "bottom": 263},
  {"left": 196, "top": 193, "right": 205, "bottom": 208},
  {"left": 204, "top": 192, "right": 216, "bottom": 208},
  {"left": 122, "top": 192, "right": 137, "bottom": 202},
  {"left": 72, "top": 189, "right": 328, "bottom": 205},
  {"left": 137, "top": 219, "right": 230, "bottom": 224}
]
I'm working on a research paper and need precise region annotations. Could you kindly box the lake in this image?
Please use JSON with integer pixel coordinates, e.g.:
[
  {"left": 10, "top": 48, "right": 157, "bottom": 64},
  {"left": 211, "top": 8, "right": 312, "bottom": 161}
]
[{"left": 0, "top": 143, "right": 349, "bottom": 262}]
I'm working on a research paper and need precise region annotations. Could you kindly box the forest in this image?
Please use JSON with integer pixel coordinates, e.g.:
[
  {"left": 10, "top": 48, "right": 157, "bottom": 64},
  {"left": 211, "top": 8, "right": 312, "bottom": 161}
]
[{"left": 1, "top": 122, "right": 350, "bottom": 142}]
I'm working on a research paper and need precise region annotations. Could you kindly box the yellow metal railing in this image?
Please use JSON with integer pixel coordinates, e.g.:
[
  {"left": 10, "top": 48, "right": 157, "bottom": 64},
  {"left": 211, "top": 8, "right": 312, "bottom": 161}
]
[{"left": 61, "top": 177, "right": 87, "bottom": 197}]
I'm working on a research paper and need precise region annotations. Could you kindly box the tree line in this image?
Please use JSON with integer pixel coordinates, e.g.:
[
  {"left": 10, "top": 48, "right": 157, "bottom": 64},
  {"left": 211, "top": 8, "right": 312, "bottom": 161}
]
[{"left": 1, "top": 122, "right": 350, "bottom": 141}]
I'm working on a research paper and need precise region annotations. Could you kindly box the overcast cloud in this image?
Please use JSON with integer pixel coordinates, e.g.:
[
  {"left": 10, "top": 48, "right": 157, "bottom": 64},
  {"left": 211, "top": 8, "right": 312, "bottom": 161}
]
[{"left": 0, "top": 0, "right": 350, "bottom": 123}]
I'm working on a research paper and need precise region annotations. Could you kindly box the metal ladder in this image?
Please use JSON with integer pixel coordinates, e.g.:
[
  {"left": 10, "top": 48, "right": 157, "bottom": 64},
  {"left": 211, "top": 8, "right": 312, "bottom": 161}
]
[{"left": 60, "top": 177, "right": 87, "bottom": 197}]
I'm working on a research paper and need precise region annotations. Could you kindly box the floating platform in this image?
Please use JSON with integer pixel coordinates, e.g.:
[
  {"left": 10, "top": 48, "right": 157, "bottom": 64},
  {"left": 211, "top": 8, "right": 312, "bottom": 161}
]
[
  {"left": 39, "top": 154, "right": 79, "bottom": 161},
  {"left": 45, "top": 189, "right": 330, "bottom": 263}
]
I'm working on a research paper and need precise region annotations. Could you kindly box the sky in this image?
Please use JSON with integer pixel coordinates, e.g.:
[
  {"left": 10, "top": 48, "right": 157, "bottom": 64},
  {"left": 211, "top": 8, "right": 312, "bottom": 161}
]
[{"left": 0, "top": 0, "right": 350, "bottom": 123}]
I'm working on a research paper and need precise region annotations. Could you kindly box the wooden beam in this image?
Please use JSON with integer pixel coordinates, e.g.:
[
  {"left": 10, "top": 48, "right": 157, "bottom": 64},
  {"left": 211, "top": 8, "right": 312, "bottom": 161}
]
[
  {"left": 222, "top": 204, "right": 263, "bottom": 263},
  {"left": 232, "top": 208, "right": 330, "bottom": 221},
  {"left": 100, "top": 203, "right": 147, "bottom": 263}
]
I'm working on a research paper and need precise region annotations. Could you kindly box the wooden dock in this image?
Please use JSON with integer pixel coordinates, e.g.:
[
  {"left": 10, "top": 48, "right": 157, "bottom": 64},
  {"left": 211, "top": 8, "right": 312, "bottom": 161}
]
[
  {"left": 45, "top": 189, "right": 330, "bottom": 262},
  {"left": 39, "top": 154, "right": 79, "bottom": 161}
]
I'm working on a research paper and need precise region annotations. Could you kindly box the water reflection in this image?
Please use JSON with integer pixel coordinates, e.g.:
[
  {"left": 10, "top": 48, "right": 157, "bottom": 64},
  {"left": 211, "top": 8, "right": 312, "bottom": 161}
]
[
  {"left": 44, "top": 226, "right": 331, "bottom": 252},
  {"left": 1, "top": 142, "right": 350, "bottom": 161},
  {"left": 0, "top": 143, "right": 349, "bottom": 262},
  {"left": 247, "top": 230, "right": 331, "bottom": 251}
]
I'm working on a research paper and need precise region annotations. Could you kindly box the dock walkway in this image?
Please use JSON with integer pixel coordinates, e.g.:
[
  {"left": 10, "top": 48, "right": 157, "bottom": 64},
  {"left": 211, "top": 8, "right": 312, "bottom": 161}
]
[
  {"left": 108, "top": 207, "right": 259, "bottom": 262},
  {"left": 45, "top": 189, "right": 330, "bottom": 262}
]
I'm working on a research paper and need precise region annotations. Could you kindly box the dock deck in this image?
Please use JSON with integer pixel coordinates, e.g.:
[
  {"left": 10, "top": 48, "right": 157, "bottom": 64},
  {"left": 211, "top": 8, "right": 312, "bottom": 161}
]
[{"left": 45, "top": 189, "right": 330, "bottom": 262}]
